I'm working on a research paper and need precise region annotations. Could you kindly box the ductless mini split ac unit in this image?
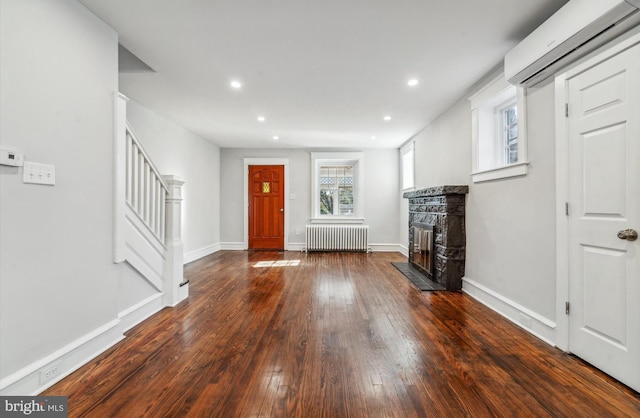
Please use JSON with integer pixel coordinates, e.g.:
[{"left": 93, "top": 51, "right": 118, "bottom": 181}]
[{"left": 505, "top": 0, "right": 640, "bottom": 86}]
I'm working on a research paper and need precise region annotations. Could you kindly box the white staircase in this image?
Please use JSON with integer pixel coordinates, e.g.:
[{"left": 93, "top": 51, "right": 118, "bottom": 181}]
[{"left": 114, "top": 94, "right": 188, "bottom": 308}]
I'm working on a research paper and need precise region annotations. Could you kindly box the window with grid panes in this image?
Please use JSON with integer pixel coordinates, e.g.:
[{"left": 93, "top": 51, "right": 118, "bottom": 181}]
[{"left": 311, "top": 153, "right": 364, "bottom": 222}]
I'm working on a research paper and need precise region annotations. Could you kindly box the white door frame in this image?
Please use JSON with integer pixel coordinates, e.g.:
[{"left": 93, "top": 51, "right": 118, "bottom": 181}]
[
  {"left": 243, "top": 158, "right": 290, "bottom": 250},
  {"left": 554, "top": 27, "right": 640, "bottom": 351}
]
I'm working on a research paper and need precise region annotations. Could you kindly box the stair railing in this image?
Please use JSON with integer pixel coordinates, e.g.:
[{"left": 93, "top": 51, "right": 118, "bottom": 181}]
[{"left": 114, "top": 93, "right": 188, "bottom": 307}]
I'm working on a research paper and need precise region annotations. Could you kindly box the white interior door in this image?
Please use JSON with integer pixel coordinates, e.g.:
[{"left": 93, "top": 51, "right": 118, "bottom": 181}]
[{"left": 567, "top": 42, "right": 640, "bottom": 392}]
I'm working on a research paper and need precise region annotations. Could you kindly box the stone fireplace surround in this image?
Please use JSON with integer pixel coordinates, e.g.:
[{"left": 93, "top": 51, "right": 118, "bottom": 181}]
[{"left": 403, "top": 185, "right": 469, "bottom": 291}]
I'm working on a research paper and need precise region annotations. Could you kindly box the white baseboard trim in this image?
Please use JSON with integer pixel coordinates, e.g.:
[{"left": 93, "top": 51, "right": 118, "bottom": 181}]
[
  {"left": 184, "top": 243, "right": 221, "bottom": 264},
  {"left": 462, "top": 277, "right": 556, "bottom": 346},
  {"left": 118, "top": 292, "right": 164, "bottom": 333},
  {"left": 0, "top": 292, "right": 169, "bottom": 396},
  {"left": 220, "top": 242, "right": 246, "bottom": 250},
  {"left": 370, "top": 243, "right": 406, "bottom": 254},
  {"left": 287, "top": 242, "right": 305, "bottom": 251},
  {"left": 0, "top": 319, "right": 124, "bottom": 396},
  {"left": 398, "top": 244, "right": 409, "bottom": 257}
]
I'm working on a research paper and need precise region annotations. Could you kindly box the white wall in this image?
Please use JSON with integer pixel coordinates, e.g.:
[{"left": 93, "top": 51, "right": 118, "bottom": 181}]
[
  {"left": 0, "top": 0, "right": 121, "bottom": 386},
  {"left": 413, "top": 98, "right": 473, "bottom": 187},
  {"left": 399, "top": 198, "right": 409, "bottom": 254},
  {"left": 126, "top": 100, "right": 221, "bottom": 263},
  {"left": 465, "top": 80, "right": 557, "bottom": 322},
  {"left": 363, "top": 149, "right": 402, "bottom": 250},
  {"left": 220, "top": 148, "right": 401, "bottom": 250},
  {"left": 405, "top": 69, "right": 557, "bottom": 341}
]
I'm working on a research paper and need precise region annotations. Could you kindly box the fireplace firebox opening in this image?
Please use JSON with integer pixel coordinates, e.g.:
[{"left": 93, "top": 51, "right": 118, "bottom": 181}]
[{"left": 411, "top": 222, "right": 434, "bottom": 279}]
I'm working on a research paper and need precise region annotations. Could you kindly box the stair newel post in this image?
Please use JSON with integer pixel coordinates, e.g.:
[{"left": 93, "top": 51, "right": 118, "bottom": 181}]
[{"left": 163, "top": 175, "right": 188, "bottom": 306}]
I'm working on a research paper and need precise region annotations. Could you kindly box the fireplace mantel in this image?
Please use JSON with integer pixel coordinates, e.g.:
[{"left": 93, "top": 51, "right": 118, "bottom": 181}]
[
  {"left": 403, "top": 185, "right": 468, "bottom": 291},
  {"left": 403, "top": 185, "right": 469, "bottom": 199}
]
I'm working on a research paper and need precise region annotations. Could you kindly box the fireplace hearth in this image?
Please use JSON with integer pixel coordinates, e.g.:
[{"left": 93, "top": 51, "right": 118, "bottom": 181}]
[{"left": 403, "top": 185, "right": 468, "bottom": 291}]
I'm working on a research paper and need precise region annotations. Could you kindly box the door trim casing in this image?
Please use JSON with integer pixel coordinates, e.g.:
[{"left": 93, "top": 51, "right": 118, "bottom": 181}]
[
  {"left": 554, "top": 27, "right": 640, "bottom": 352},
  {"left": 243, "top": 158, "right": 289, "bottom": 250}
]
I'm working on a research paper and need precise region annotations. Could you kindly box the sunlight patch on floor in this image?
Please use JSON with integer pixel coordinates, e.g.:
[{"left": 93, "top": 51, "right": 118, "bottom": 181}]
[{"left": 253, "top": 260, "right": 301, "bottom": 268}]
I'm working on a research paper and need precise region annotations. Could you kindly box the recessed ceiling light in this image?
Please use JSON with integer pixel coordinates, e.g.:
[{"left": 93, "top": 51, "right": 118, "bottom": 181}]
[
  {"left": 383, "top": 115, "right": 392, "bottom": 121},
  {"left": 257, "top": 116, "right": 266, "bottom": 122},
  {"left": 407, "top": 78, "right": 419, "bottom": 86},
  {"left": 371, "top": 136, "right": 376, "bottom": 140},
  {"left": 230, "top": 80, "right": 242, "bottom": 89},
  {"left": 273, "top": 136, "right": 279, "bottom": 140}
]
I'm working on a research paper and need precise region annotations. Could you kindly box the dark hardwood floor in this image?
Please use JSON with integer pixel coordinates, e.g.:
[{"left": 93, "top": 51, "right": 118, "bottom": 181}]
[{"left": 43, "top": 251, "right": 640, "bottom": 417}]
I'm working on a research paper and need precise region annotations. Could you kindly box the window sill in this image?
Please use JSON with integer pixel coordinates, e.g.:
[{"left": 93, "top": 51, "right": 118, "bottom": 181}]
[
  {"left": 471, "top": 162, "right": 529, "bottom": 183},
  {"left": 310, "top": 218, "right": 365, "bottom": 224}
]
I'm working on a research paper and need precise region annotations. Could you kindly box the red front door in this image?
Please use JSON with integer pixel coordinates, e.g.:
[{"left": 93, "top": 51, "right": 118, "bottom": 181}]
[{"left": 248, "top": 165, "right": 285, "bottom": 250}]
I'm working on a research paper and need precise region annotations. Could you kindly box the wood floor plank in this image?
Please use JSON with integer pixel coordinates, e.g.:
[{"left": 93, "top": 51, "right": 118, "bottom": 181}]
[{"left": 42, "top": 251, "right": 640, "bottom": 417}]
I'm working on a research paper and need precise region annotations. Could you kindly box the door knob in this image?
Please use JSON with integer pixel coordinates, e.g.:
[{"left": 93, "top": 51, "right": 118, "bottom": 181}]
[
  {"left": 617, "top": 229, "right": 638, "bottom": 241},
  {"left": 280, "top": 208, "right": 284, "bottom": 212}
]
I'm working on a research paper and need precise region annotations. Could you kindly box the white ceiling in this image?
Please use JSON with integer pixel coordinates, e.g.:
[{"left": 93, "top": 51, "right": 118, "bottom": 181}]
[{"left": 79, "top": 0, "right": 568, "bottom": 149}]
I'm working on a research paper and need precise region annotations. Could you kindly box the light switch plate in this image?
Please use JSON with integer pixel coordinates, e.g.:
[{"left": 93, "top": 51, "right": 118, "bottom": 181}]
[{"left": 23, "top": 161, "right": 55, "bottom": 185}]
